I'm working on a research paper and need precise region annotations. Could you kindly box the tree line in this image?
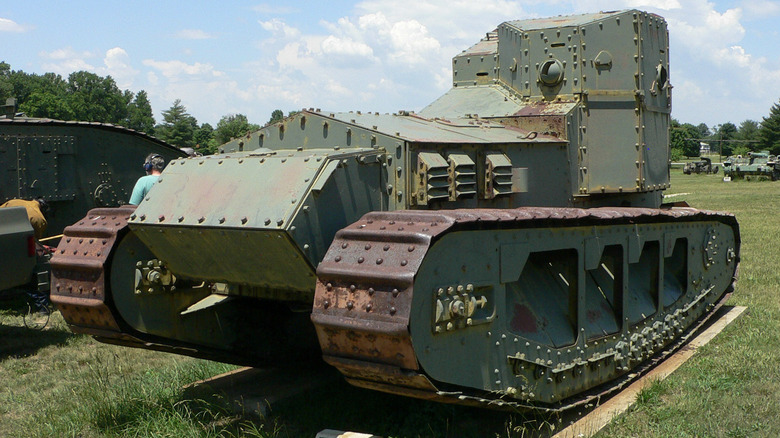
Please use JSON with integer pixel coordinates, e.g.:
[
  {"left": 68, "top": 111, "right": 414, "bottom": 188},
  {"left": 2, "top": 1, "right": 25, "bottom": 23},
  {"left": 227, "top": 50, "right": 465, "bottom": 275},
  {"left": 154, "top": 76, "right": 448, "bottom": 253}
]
[
  {"left": 671, "top": 101, "right": 780, "bottom": 159},
  {"left": 6, "top": 62, "right": 780, "bottom": 158},
  {"left": 0, "top": 62, "right": 289, "bottom": 154}
]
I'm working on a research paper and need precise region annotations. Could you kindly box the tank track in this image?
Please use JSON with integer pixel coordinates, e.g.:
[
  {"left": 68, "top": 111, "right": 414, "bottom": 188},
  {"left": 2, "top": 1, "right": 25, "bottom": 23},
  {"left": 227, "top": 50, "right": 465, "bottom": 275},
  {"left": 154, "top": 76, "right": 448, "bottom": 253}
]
[
  {"left": 311, "top": 207, "right": 739, "bottom": 411},
  {"left": 50, "top": 206, "right": 739, "bottom": 411},
  {"left": 49, "top": 207, "right": 250, "bottom": 363}
]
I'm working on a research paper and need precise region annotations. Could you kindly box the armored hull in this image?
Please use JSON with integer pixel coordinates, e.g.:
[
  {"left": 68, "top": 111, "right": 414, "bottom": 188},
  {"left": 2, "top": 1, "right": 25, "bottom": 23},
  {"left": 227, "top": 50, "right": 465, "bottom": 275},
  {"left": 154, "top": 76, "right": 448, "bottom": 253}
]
[
  {"left": 51, "top": 10, "right": 739, "bottom": 410},
  {"left": 0, "top": 118, "right": 186, "bottom": 291}
]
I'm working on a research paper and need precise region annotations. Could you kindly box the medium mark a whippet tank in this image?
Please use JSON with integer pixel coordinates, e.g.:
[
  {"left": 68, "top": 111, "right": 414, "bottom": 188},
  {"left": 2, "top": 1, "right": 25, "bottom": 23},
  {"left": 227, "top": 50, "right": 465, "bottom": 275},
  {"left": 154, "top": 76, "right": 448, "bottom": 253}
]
[{"left": 51, "top": 10, "right": 739, "bottom": 410}]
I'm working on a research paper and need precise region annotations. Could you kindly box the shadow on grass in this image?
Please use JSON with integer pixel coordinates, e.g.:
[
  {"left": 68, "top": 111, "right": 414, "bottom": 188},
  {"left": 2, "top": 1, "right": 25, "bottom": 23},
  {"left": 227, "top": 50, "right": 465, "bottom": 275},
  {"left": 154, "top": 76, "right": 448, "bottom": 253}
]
[
  {"left": 213, "top": 370, "right": 565, "bottom": 438},
  {"left": 0, "top": 323, "right": 75, "bottom": 360}
]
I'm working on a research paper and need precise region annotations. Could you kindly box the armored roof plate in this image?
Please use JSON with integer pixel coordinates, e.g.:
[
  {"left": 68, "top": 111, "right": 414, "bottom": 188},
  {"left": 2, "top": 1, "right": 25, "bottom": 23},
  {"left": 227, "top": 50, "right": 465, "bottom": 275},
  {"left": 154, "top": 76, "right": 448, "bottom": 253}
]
[
  {"left": 504, "top": 10, "right": 632, "bottom": 30},
  {"left": 321, "top": 110, "right": 561, "bottom": 144},
  {"left": 419, "top": 85, "right": 524, "bottom": 119}
]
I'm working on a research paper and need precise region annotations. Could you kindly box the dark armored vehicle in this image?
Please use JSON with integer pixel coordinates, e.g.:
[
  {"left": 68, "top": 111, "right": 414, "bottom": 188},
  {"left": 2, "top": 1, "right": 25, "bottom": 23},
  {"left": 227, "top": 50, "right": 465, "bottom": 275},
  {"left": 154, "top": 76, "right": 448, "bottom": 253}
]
[
  {"left": 51, "top": 10, "right": 739, "bottom": 411},
  {"left": 0, "top": 108, "right": 186, "bottom": 292},
  {"left": 683, "top": 157, "right": 718, "bottom": 175}
]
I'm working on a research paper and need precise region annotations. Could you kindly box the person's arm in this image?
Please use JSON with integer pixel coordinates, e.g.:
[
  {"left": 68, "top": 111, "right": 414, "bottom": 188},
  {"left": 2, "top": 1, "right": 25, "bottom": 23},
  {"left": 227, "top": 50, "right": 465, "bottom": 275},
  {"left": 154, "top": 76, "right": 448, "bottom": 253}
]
[{"left": 129, "top": 178, "right": 145, "bottom": 205}]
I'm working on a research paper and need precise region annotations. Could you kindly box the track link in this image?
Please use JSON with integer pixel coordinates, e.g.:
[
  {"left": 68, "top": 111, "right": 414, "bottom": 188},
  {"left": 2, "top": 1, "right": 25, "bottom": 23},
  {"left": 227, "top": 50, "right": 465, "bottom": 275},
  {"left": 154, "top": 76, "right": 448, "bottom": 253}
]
[{"left": 311, "top": 206, "right": 739, "bottom": 411}]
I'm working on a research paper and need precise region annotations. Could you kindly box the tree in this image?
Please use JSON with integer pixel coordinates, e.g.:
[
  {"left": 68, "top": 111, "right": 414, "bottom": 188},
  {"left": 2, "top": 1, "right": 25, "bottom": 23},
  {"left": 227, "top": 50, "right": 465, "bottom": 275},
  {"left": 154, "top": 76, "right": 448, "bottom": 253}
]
[
  {"left": 759, "top": 100, "right": 780, "bottom": 155},
  {"left": 267, "top": 109, "right": 284, "bottom": 125},
  {"left": 696, "top": 123, "right": 710, "bottom": 138},
  {"left": 194, "top": 123, "right": 218, "bottom": 154},
  {"left": 214, "top": 113, "right": 260, "bottom": 145},
  {"left": 126, "top": 90, "right": 156, "bottom": 134},
  {"left": 65, "top": 71, "right": 128, "bottom": 123},
  {"left": 713, "top": 122, "right": 738, "bottom": 156},
  {"left": 0, "top": 62, "right": 12, "bottom": 103},
  {"left": 14, "top": 72, "right": 70, "bottom": 118},
  {"left": 736, "top": 120, "right": 760, "bottom": 152},
  {"left": 670, "top": 120, "right": 700, "bottom": 157},
  {"left": 155, "top": 99, "right": 198, "bottom": 148}
]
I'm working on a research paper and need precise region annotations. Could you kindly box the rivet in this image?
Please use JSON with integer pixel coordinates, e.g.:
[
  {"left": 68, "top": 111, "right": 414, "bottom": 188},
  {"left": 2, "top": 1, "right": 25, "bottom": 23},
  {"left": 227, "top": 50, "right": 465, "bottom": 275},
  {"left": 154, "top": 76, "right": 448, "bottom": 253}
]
[
  {"left": 350, "top": 284, "right": 356, "bottom": 292},
  {"left": 326, "top": 283, "right": 333, "bottom": 291},
  {"left": 389, "top": 306, "right": 397, "bottom": 315},
  {"left": 198, "top": 216, "right": 205, "bottom": 223},
  {"left": 323, "top": 299, "right": 330, "bottom": 308},
  {"left": 342, "top": 242, "right": 349, "bottom": 249},
  {"left": 376, "top": 258, "right": 383, "bottom": 264},
  {"left": 408, "top": 246, "right": 415, "bottom": 252},
  {"left": 358, "top": 257, "right": 365, "bottom": 263},
  {"left": 392, "top": 288, "right": 399, "bottom": 297},
  {"left": 401, "top": 260, "right": 408, "bottom": 266},
  {"left": 365, "top": 244, "right": 372, "bottom": 250},
  {"left": 335, "top": 256, "right": 342, "bottom": 262},
  {"left": 264, "top": 218, "right": 271, "bottom": 225},
  {"left": 383, "top": 245, "right": 390, "bottom": 251},
  {"left": 366, "top": 303, "right": 373, "bottom": 312},
  {"left": 219, "top": 217, "right": 226, "bottom": 224},
  {"left": 347, "top": 301, "right": 354, "bottom": 310},
  {"left": 178, "top": 216, "right": 184, "bottom": 222},
  {"left": 241, "top": 217, "right": 248, "bottom": 224},
  {"left": 368, "top": 288, "right": 375, "bottom": 295}
]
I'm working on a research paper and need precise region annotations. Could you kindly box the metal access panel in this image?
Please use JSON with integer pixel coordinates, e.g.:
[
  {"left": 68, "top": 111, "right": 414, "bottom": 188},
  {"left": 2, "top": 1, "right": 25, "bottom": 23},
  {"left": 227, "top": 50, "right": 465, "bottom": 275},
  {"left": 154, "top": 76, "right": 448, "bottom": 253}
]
[{"left": 1, "top": 134, "right": 77, "bottom": 202}]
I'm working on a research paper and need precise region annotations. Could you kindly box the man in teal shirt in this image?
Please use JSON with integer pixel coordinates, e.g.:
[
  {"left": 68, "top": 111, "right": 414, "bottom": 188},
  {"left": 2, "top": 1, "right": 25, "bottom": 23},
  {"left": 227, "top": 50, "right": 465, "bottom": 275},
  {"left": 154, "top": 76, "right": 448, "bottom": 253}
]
[{"left": 129, "top": 153, "right": 165, "bottom": 205}]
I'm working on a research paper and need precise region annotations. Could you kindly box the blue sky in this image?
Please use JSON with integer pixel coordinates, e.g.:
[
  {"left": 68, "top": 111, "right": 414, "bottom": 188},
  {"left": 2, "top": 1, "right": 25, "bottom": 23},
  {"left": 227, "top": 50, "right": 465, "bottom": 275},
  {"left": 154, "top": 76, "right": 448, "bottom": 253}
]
[{"left": 2, "top": 0, "right": 779, "bottom": 131}]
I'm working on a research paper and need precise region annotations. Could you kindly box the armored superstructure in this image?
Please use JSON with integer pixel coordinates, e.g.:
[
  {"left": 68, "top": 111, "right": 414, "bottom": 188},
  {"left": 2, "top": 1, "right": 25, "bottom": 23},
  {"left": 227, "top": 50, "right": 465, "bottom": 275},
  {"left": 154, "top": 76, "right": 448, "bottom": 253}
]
[{"left": 51, "top": 10, "right": 739, "bottom": 410}]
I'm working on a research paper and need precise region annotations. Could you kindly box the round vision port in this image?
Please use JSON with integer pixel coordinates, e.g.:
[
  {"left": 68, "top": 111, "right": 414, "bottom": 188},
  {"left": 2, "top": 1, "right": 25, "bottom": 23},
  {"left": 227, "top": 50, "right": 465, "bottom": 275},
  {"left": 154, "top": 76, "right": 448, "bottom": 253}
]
[{"left": 539, "top": 59, "right": 564, "bottom": 86}]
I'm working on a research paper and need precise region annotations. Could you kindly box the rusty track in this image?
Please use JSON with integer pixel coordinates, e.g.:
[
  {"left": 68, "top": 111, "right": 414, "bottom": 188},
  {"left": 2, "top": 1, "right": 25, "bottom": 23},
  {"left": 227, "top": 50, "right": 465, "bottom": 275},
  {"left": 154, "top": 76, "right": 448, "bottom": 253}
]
[
  {"left": 311, "top": 206, "right": 740, "bottom": 411},
  {"left": 50, "top": 206, "right": 140, "bottom": 341},
  {"left": 50, "top": 205, "right": 739, "bottom": 411}
]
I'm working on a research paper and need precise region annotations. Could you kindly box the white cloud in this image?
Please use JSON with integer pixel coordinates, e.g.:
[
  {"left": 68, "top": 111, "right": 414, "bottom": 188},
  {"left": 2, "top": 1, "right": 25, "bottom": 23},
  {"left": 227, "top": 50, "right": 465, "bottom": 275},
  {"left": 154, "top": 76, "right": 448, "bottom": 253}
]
[
  {"left": 321, "top": 35, "right": 374, "bottom": 58},
  {"left": 259, "top": 18, "right": 301, "bottom": 39},
  {"left": 0, "top": 18, "right": 29, "bottom": 33},
  {"left": 142, "top": 59, "right": 224, "bottom": 79},
  {"left": 102, "top": 47, "right": 138, "bottom": 89},
  {"left": 175, "top": 29, "right": 215, "bottom": 40}
]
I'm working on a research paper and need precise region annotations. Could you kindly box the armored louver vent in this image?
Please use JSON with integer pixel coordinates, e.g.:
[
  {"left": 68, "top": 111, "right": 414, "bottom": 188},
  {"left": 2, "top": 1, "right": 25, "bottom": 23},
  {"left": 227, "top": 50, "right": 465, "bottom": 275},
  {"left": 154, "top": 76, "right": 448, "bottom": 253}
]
[
  {"left": 417, "top": 152, "right": 449, "bottom": 205},
  {"left": 485, "top": 152, "right": 513, "bottom": 199},
  {"left": 447, "top": 153, "right": 476, "bottom": 200}
]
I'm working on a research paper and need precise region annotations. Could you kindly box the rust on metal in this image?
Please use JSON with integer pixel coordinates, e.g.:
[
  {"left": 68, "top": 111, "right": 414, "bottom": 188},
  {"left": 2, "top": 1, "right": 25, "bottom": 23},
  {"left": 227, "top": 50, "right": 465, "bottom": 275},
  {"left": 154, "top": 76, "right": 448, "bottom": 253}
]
[
  {"left": 50, "top": 206, "right": 137, "bottom": 334},
  {"left": 312, "top": 206, "right": 739, "bottom": 411}
]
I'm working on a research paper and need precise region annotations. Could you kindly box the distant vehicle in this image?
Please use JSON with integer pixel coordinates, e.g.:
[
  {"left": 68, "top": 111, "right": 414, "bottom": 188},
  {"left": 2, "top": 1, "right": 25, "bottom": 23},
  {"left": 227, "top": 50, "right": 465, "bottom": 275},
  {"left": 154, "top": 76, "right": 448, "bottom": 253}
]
[
  {"left": 683, "top": 157, "right": 719, "bottom": 175},
  {"left": 723, "top": 151, "right": 780, "bottom": 180}
]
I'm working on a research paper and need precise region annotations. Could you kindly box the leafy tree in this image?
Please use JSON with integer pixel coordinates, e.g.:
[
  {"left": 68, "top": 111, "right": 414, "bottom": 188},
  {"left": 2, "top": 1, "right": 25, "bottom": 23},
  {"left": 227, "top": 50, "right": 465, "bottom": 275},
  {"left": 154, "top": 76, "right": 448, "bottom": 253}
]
[
  {"left": 712, "top": 122, "right": 738, "bottom": 156},
  {"left": 670, "top": 120, "right": 700, "bottom": 157},
  {"left": 126, "top": 90, "right": 155, "bottom": 134},
  {"left": 194, "top": 123, "right": 218, "bottom": 154},
  {"left": 214, "top": 113, "right": 260, "bottom": 145},
  {"left": 696, "top": 123, "right": 710, "bottom": 138},
  {"left": 65, "top": 71, "right": 128, "bottom": 123},
  {"left": 14, "top": 72, "right": 70, "bottom": 118},
  {"left": 736, "top": 119, "right": 760, "bottom": 152},
  {"left": 759, "top": 100, "right": 780, "bottom": 155},
  {"left": 0, "top": 62, "right": 12, "bottom": 102},
  {"left": 267, "top": 109, "right": 284, "bottom": 125},
  {"left": 22, "top": 89, "right": 73, "bottom": 120},
  {"left": 155, "top": 99, "right": 198, "bottom": 148}
]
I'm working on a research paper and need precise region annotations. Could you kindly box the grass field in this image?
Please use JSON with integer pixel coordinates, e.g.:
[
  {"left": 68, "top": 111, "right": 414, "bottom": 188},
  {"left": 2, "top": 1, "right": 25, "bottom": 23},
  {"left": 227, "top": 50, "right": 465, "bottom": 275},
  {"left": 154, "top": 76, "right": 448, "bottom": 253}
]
[{"left": 1, "top": 172, "right": 778, "bottom": 437}]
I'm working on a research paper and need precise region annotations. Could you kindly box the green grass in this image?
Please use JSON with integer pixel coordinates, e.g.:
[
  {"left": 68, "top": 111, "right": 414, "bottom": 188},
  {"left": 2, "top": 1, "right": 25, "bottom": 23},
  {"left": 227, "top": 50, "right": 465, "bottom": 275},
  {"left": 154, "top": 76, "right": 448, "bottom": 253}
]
[{"left": 2, "top": 172, "right": 779, "bottom": 437}]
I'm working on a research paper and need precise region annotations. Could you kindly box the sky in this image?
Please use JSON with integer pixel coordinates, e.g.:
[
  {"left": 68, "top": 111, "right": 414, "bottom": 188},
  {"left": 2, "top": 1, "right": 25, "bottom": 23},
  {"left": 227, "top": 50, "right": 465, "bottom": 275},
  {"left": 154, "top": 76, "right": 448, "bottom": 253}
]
[{"left": 2, "top": 0, "right": 779, "bottom": 131}]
